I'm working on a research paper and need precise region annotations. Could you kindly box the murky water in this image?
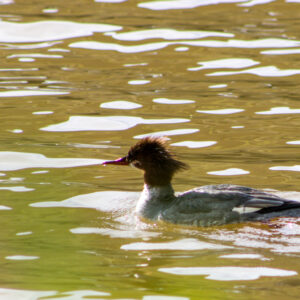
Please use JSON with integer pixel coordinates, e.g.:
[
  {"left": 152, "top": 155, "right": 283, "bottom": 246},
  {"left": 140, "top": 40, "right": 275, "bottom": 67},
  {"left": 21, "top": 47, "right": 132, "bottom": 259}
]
[{"left": 1, "top": 0, "right": 300, "bottom": 299}]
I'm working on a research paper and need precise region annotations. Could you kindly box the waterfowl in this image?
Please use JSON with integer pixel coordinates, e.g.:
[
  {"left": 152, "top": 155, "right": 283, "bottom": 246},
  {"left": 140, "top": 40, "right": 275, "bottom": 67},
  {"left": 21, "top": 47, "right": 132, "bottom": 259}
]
[{"left": 102, "top": 136, "right": 300, "bottom": 226}]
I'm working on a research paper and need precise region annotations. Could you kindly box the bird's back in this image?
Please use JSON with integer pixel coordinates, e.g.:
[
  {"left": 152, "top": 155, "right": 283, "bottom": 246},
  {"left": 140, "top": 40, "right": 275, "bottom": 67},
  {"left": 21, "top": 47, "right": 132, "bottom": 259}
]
[{"left": 160, "top": 184, "right": 300, "bottom": 226}]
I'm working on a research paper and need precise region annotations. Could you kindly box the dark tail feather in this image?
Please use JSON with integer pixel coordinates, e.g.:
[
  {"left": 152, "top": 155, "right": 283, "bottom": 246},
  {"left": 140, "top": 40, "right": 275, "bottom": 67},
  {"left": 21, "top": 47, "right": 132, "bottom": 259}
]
[{"left": 257, "top": 200, "right": 300, "bottom": 214}]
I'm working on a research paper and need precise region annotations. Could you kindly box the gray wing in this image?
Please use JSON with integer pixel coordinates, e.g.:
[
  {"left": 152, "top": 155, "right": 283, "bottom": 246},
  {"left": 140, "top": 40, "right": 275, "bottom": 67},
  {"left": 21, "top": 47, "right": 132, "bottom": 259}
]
[
  {"left": 160, "top": 184, "right": 297, "bottom": 226},
  {"left": 176, "top": 184, "right": 286, "bottom": 213}
]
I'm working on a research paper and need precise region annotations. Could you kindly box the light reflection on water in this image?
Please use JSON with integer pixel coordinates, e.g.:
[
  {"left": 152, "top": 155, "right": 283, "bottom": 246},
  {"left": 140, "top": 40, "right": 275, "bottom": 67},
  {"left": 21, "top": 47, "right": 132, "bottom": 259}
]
[
  {"left": 188, "top": 58, "right": 259, "bottom": 71},
  {"left": 159, "top": 266, "right": 297, "bottom": 281},
  {"left": 138, "top": 0, "right": 249, "bottom": 10},
  {"left": 0, "top": 151, "right": 102, "bottom": 171},
  {"left": 0, "top": 20, "right": 122, "bottom": 43},
  {"left": 207, "top": 65, "right": 300, "bottom": 77},
  {"left": 104, "top": 28, "right": 234, "bottom": 41},
  {"left": 1, "top": 0, "right": 300, "bottom": 299},
  {"left": 69, "top": 37, "right": 300, "bottom": 54},
  {"left": 41, "top": 116, "right": 189, "bottom": 132}
]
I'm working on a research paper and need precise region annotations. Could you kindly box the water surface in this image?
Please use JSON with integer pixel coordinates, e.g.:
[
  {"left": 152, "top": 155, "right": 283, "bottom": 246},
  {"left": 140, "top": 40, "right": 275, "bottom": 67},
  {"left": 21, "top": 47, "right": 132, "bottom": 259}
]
[{"left": 1, "top": 0, "right": 300, "bottom": 299}]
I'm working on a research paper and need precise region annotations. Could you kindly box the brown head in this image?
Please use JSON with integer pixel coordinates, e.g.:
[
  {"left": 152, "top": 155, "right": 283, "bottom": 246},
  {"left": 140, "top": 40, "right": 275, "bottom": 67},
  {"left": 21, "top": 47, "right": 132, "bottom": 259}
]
[{"left": 102, "top": 136, "right": 188, "bottom": 186}]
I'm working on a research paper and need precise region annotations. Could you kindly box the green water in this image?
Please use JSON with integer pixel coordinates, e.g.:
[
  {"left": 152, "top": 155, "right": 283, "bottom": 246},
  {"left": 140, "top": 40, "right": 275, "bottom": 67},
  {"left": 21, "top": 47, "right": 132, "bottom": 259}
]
[{"left": 0, "top": 0, "right": 300, "bottom": 299}]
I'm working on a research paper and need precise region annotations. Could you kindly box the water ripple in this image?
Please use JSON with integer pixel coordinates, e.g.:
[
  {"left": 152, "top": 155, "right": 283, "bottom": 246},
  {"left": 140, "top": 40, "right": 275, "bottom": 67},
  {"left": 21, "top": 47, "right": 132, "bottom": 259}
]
[
  {"left": 30, "top": 191, "right": 139, "bottom": 212},
  {"left": 287, "top": 141, "right": 300, "bottom": 145},
  {"left": 256, "top": 107, "right": 300, "bottom": 115},
  {"left": 69, "top": 40, "right": 170, "bottom": 53},
  {"left": 188, "top": 58, "right": 259, "bottom": 71},
  {"left": 0, "top": 152, "right": 102, "bottom": 171},
  {"left": 5, "top": 255, "right": 39, "bottom": 260},
  {"left": 207, "top": 219, "right": 300, "bottom": 253},
  {"left": 270, "top": 165, "right": 300, "bottom": 172},
  {"left": 185, "top": 38, "right": 300, "bottom": 48},
  {"left": 105, "top": 28, "right": 233, "bottom": 41},
  {"left": 153, "top": 98, "right": 195, "bottom": 104},
  {"left": 0, "top": 41, "right": 61, "bottom": 50},
  {"left": 100, "top": 100, "right": 142, "bottom": 110},
  {"left": 0, "top": 288, "right": 56, "bottom": 300},
  {"left": 261, "top": 48, "right": 300, "bottom": 55},
  {"left": 0, "top": 20, "right": 122, "bottom": 43},
  {"left": 0, "top": 186, "right": 34, "bottom": 192},
  {"left": 134, "top": 129, "right": 199, "bottom": 139},
  {"left": 41, "top": 116, "right": 189, "bottom": 132},
  {"left": 197, "top": 108, "right": 244, "bottom": 114},
  {"left": 219, "top": 253, "right": 269, "bottom": 260},
  {"left": 207, "top": 66, "right": 300, "bottom": 77},
  {"left": 70, "top": 227, "right": 160, "bottom": 239},
  {"left": 239, "top": 0, "right": 275, "bottom": 7},
  {"left": 139, "top": 0, "right": 248, "bottom": 10},
  {"left": 171, "top": 141, "right": 217, "bottom": 149},
  {"left": 159, "top": 266, "right": 297, "bottom": 281},
  {"left": 70, "top": 38, "right": 300, "bottom": 54},
  {"left": 207, "top": 168, "right": 250, "bottom": 176},
  {"left": 0, "top": 89, "right": 69, "bottom": 97},
  {"left": 7, "top": 53, "right": 63, "bottom": 59},
  {"left": 121, "top": 238, "right": 231, "bottom": 251}
]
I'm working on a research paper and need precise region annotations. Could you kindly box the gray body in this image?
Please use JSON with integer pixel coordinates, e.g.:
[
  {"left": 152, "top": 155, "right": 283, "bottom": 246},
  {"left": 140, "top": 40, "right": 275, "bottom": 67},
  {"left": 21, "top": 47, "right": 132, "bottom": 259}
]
[{"left": 136, "top": 183, "right": 300, "bottom": 226}]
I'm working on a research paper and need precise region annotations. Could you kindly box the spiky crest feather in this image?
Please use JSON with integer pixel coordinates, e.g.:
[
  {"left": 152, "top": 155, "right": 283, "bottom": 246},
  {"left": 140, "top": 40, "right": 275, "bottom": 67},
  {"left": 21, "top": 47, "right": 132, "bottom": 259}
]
[{"left": 126, "top": 136, "right": 188, "bottom": 186}]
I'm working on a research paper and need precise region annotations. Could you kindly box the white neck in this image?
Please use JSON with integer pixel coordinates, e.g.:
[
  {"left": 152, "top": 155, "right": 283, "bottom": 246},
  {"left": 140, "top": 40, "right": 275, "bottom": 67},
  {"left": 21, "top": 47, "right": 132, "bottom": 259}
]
[{"left": 136, "top": 183, "right": 175, "bottom": 220}]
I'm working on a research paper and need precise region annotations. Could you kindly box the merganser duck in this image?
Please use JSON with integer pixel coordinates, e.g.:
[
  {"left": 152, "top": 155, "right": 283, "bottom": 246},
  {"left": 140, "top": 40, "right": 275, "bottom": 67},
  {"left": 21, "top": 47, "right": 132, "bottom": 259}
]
[{"left": 102, "top": 136, "right": 300, "bottom": 226}]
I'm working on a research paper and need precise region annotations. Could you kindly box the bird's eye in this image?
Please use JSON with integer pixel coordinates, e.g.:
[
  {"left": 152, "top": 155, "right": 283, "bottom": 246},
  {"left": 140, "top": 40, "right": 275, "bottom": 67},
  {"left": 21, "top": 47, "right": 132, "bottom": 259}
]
[
  {"left": 126, "top": 155, "right": 133, "bottom": 163},
  {"left": 131, "top": 160, "right": 142, "bottom": 169}
]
